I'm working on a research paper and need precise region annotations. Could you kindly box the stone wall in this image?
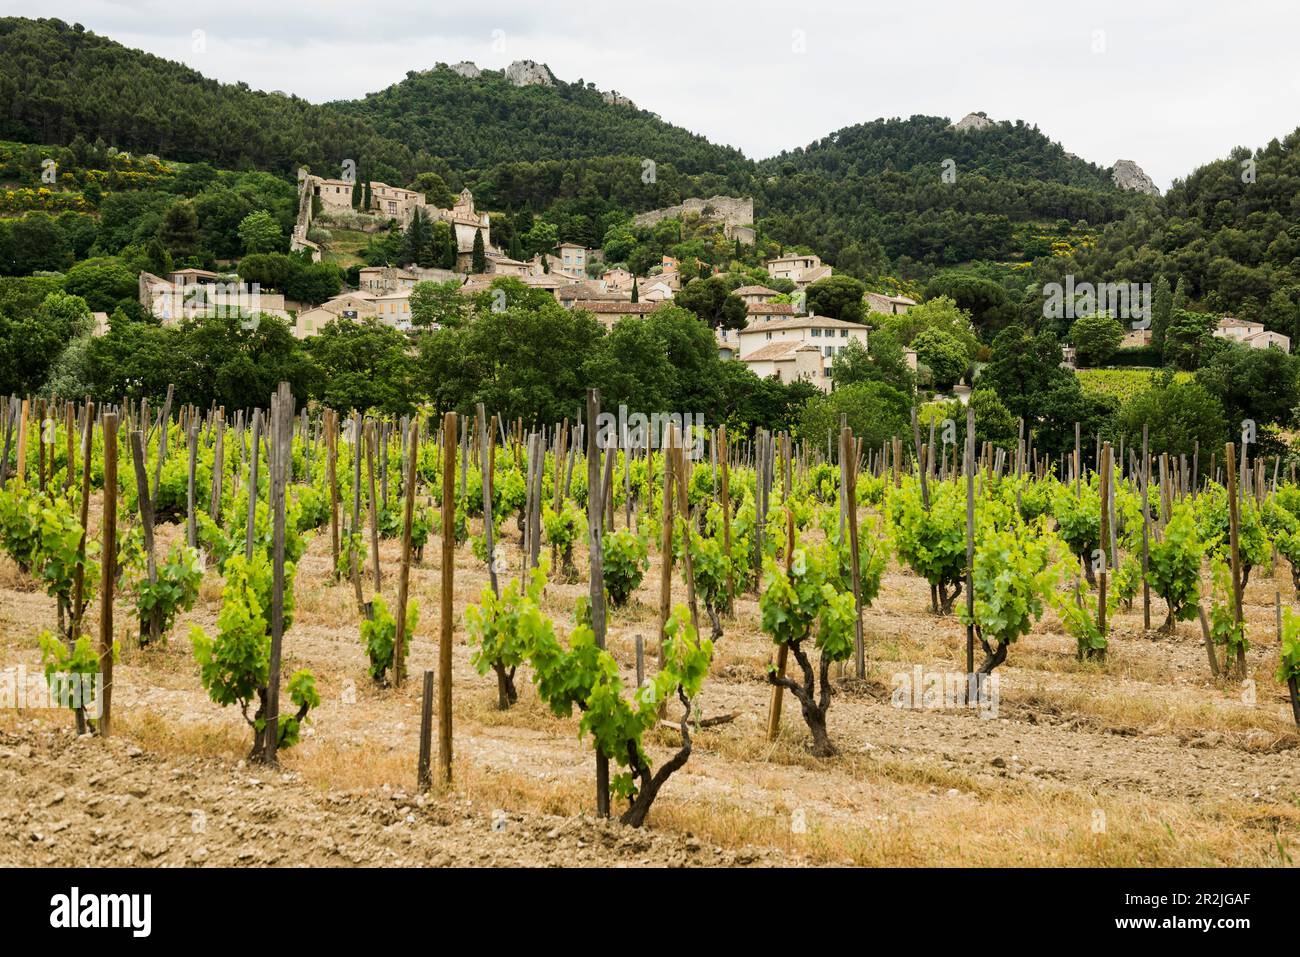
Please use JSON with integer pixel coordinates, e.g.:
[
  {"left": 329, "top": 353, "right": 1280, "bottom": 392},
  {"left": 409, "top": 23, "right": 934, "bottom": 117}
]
[{"left": 632, "top": 196, "right": 755, "bottom": 243}]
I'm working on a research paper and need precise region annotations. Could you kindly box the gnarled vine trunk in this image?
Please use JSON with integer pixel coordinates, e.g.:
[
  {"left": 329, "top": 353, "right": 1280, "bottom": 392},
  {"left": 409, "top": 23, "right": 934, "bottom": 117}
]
[
  {"left": 620, "top": 688, "right": 693, "bottom": 827},
  {"left": 494, "top": 663, "right": 518, "bottom": 710},
  {"left": 766, "top": 636, "right": 836, "bottom": 757}
]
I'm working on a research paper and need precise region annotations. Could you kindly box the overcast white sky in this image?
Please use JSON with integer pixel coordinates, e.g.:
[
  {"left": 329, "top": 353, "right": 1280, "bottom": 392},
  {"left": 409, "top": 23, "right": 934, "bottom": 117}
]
[{"left": 15, "top": 0, "right": 1298, "bottom": 189}]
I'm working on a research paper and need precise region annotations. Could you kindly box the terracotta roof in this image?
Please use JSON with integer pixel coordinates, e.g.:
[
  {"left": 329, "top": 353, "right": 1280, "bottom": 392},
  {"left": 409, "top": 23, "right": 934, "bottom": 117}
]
[
  {"left": 746, "top": 302, "right": 798, "bottom": 316},
  {"left": 570, "top": 300, "right": 660, "bottom": 314},
  {"left": 557, "top": 282, "right": 624, "bottom": 301},
  {"left": 523, "top": 274, "right": 578, "bottom": 289},
  {"left": 739, "top": 315, "right": 865, "bottom": 333},
  {"left": 741, "top": 340, "right": 821, "bottom": 362},
  {"left": 800, "top": 265, "right": 834, "bottom": 283},
  {"left": 866, "top": 291, "right": 917, "bottom": 306},
  {"left": 734, "top": 285, "right": 779, "bottom": 296},
  {"left": 1217, "top": 316, "right": 1262, "bottom": 329}
]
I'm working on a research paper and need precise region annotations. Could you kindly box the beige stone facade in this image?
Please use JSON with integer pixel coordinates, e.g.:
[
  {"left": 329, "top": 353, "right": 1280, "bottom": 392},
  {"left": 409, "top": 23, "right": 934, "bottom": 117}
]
[{"left": 737, "top": 315, "right": 867, "bottom": 391}]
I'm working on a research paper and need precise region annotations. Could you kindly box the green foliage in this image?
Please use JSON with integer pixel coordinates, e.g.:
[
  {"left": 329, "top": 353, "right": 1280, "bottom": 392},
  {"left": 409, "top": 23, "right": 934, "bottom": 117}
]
[
  {"left": 30, "top": 491, "right": 98, "bottom": 619},
  {"left": 758, "top": 542, "right": 854, "bottom": 663},
  {"left": 1053, "top": 483, "right": 1101, "bottom": 570},
  {"left": 466, "top": 566, "right": 547, "bottom": 690},
  {"left": 37, "top": 630, "right": 117, "bottom": 719},
  {"left": 190, "top": 549, "right": 311, "bottom": 756},
  {"left": 886, "top": 478, "right": 967, "bottom": 612},
  {"left": 1276, "top": 607, "right": 1300, "bottom": 686},
  {"left": 132, "top": 542, "right": 203, "bottom": 644},
  {"left": 960, "top": 524, "right": 1057, "bottom": 660},
  {"left": 1206, "top": 556, "right": 1247, "bottom": 671},
  {"left": 0, "top": 486, "right": 41, "bottom": 571},
  {"left": 360, "top": 594, "right": 418, "bottom": 684},
  {"left": 603, "top": 526, "right": 650, "bottom": 607},
  {"left": 1148, "top": 503, "right": 1202, "bottom": 628},
  {"left": 1069, "top": 314, "right": 1125, "bottom": 367}
]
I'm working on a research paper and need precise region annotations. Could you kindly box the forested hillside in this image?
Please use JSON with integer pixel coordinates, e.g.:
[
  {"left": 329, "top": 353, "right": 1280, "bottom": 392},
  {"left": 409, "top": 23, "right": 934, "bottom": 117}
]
[
  {"left": 0, "top": 16, "right": 1143, "bottom": 280},
  {"left": 0, "top": 17, "right": 413, "bottom": 176},
  {"left": 333, "top": 65, "right": 750, "bottom": 177},
  {"left": 755, "top": 115, "right": 1144, "bottom": 273},
  {"left": 1040, "top": 127, "right": 1300, "bottom": 332}
]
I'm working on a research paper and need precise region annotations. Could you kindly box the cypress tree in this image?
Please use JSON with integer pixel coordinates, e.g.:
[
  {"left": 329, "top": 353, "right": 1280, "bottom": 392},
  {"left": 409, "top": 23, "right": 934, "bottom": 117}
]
[
  {"left": 631, "top": 277, "right": 639, "bottom": 303},
  {"left": 472, "top": 228, "right": 486, "bottom": 273},
  {"left": 1150, "top": 274, "right": 1172, "bottom": 355},
  {"left": 402, "top": 208, "right": 432, "bottom": 266},
  {"left": 351, "top": 172, "right": 362, "bottom": 210}
]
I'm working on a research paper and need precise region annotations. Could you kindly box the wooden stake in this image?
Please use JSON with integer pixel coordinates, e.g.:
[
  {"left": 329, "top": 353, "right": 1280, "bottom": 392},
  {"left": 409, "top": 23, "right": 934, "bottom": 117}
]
[
  {"left": 438, "top": 411, "right": 456, "bottom": 787},
  {"left": 393, "top": 419, "right": 419, "bottom": 688},
  {"left": 98, "top": 412, "right": 118, "bottom": 737}
]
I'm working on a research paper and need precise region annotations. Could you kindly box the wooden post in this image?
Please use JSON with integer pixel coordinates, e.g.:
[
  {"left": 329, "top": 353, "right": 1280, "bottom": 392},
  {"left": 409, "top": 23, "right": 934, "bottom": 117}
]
[
  {"left": 70, "top": 402, "right": 94, "bottom": 641},
  {"left": 1095, "top": 442, "right": 1111, "bottom": 661},
  {"left": 965, "top": 406, "right": 976, "bottom": 681},
  {"left": 438, "top": 411, "right": 456, "bottom": 787},
  {"left": 186, "top": 424, "right": 198, "bottom": 548},
  {"left": 129, "top": 431, "right": 160, "bottom": 646},
  {"left": 674, "top": 441, "right": 700, "bottom": 635},
  {"left": 150, "top": 384, "right": 173, "bottom": 510},
  {"left": 1225, "top": 442, "right": 1245, "bottom": 678},
  {"left": 209, "top": 410, "right": 224, "bottom": 520},
  {"left": 586, "top": 390, "right": 610, "bottom": 817},
  {"left": 718, "top": 427, "right": 733, "bottom": 611},
  {"left": 477, "top": 404, "right": 498, "bottom": 597},
  {"left": 767, "top": 507, "right": 796, "bottom": 740},
  {"left": 911, "top": 406, "right": 929, "bottom": 508},
  {"left": 326, "top": 410, "right": 340, "bottom": 577},
  {"left": 365, "top": 420, "right": 382, "bottom": 592},
  {"left": 16, "top": 398, "right": 28, "bottom": 485},
  {"left": 417, "top": 669, "right": 435, "bottom": 789},
  {"left": 244, "top": 411, "right": 261, "bottom": 561},
  {"left": 656, "top": 426, "right": 676, "bottom": 668},
  {"left": 264, "top": 383, "right": 294, "bottom": 765},
  {"left": 1141, "top": 425, "right": 1152, "bottom": 631},
  {"left": 842, "top": 425, "right": 865, "bottom": 678},
  {"left": 393, "top": 419, "right": 419, "bottom": 688},
  {"left": 64, "top": 402, "right": 75, "bottom": 493},
  {"left": 98, "top": 413, "right": 118, "bottom": 736}
]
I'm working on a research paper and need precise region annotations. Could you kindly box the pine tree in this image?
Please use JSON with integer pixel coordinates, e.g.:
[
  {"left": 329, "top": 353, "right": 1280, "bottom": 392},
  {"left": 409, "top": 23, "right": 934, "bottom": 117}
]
[
  {"left": 472, "top": 228, "right": 486, "bottom": 274},
  {"left": 1150, "top": 275, "right": 1172, "bottom": 355}
]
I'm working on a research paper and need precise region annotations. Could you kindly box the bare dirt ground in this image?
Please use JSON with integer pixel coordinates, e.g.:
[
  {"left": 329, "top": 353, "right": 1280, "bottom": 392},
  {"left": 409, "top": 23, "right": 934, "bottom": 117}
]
[{"left": 2, "top": 502, "right": 1299, "bottom": 867}]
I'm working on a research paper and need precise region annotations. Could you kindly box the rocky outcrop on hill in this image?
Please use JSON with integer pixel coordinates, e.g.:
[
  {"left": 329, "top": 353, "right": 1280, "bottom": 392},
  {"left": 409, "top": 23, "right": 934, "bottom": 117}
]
[
  {"left": 506, "top": 60, "right": 555, "bottom": 87},
  {"left": 1111, "top": 159, "right": 1160, "bottom": 195},
  {"left": 951, "top": 111, "right": 994, "bottom": 132},
  {"left": 602, "top": 90, "right": 635, "bottom": 108},
  {"left": 448, "top": 61, "right": 481, "bottom": 78}
]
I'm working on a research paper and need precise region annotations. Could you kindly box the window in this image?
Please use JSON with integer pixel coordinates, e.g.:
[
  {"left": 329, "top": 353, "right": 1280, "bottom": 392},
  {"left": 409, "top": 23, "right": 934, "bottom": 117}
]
[
  {"left": 823, "top": 346, "right": 833, "bottom": 357},
  {"left": 766, "top": 331, "right": 772, "bottom": 339},
  {"left": 811, "top": 328, "right": 821, "bottom": 337},
  {"left": 840, "top": 329, "right": 849, "bottom": 337}
]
